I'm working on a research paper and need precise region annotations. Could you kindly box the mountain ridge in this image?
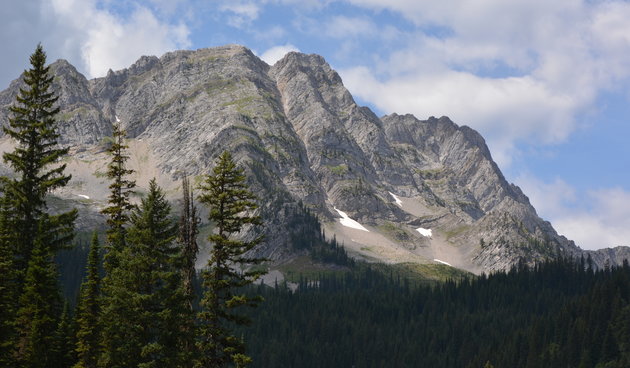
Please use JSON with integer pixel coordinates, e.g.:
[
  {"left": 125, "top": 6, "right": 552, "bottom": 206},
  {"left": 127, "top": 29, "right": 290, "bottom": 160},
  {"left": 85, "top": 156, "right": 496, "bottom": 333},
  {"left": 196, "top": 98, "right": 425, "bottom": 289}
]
[{"left": 0, "top": 44, "right": 627, "bottom": 273}]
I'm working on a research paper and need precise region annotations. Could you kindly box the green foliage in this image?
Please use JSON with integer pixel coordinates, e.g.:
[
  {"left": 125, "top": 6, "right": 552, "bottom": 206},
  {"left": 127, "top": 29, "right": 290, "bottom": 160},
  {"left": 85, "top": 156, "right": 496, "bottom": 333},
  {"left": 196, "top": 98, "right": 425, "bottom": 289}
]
[
  {"left": 74, "top": 232, "right": 101, "bottom": 368},
  {"left": 15, "top": 216, "right": 63, "bottom": 368},
  {"left": 286, "top": 201, "right": 353, "bottom": 267},
  {"left": 101, "top": 122, "right": 135, "bottom": 271},
  {"left": 236, "top": 258, "right": 630, "bottom": 368},
  {"left": 99, "top": 179, "right": 192, "bottom": 367},
  {"left": 1, "top": 44, "right": 76, "bottom": 271},
  {"left": 0, "top": 44, "right": 76, "bottom": 368},
  {"left": 197, "top": 151, "right": 265, "bottom": 367},
  {"left": 51, "top": 301, "right": 76, "bottom": 368}
]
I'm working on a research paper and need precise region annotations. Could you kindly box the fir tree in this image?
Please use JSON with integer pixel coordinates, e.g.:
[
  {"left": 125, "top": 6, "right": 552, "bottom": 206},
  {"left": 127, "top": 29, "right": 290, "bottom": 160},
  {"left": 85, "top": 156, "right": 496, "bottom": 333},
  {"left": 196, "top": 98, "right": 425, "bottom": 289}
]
[
  {"left": 74, "top": 232, "right": 101, "bottom": 368},
  {"left": 100, "top": 179, "right": 191, "bottom": 367},
  {"left": 196, "top": 151, "right": 265, "bottom": 368},
  {"left": 100, "top": 122, "right": 135, "bottom": 271}
]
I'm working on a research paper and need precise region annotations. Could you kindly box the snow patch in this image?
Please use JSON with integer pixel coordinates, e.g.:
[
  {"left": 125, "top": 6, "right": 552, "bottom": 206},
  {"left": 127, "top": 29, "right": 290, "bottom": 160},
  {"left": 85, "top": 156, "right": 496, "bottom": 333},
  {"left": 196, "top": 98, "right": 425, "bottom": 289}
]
[
  {"left": 76, "top": 194, "right": 90, "bottom": 199},
  {"left": 434, "top": 259, "right": 452, "bottom": 267},
  {"left": 416, "top": 227, "right": 432, "bottom": 237},
  {"left": 115, "top": 115, "right": 120, "bottom": 123},
  {"left": 334, "top": 207, "right": 369, "bottom": 232},
  {"left": 389, "top": 192, "right": 403, "bottom": 206}
]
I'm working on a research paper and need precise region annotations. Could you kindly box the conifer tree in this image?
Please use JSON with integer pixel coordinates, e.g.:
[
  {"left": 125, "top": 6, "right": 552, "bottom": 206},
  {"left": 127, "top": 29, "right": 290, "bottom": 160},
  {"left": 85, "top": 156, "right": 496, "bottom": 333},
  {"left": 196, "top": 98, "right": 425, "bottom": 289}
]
[
  {"left": 179, "top": 176, "right": 199, "bottom": 309},
  {"left": 74, "top": 232, "right": 101, "bottom": 368},
  {"left": 0, "top": 194, "right": 18, "bottom": 366},
  {"left": 179, "top": 176, "right": 199, "bottom": 360},
  {"left": 1, "top": 44, "right": 76, "bottom": 271},
  {"left": 0, "top": 44, "right": 76, "bottom": 367},
  {"left": 100, "top": 122, "right": 135, "bottom": 271},
  {"left": 100, "top": 179, "right": 190, "bottom": 367},
  {"left": 196, "top": 151, "right": 265, "bottom": 368},
  {"left": 15, "top": 215, "right": 63, "bottom": 368},
  {"left": 51, "top": 301, "right": 76, "bottom": 368}
]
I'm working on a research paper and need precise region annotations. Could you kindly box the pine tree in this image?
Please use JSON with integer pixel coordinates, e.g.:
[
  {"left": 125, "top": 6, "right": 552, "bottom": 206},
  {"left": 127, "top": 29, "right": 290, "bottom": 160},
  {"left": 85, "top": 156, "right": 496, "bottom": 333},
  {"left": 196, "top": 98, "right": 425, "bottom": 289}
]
[
  {"left": 100, "top": 122, "right": 135, "bottom": 272},
  {"left": 100, "top": 179, "right": 191, "bottom": 367},
  {"left": 1, "top": 44, "right": 76, "bottom": 271},
  {"left": 74, "top": 232, "right": 101, "bottom": 368},
  {"left": 196, "top": 151, "right": 265, "bottom": 368}
]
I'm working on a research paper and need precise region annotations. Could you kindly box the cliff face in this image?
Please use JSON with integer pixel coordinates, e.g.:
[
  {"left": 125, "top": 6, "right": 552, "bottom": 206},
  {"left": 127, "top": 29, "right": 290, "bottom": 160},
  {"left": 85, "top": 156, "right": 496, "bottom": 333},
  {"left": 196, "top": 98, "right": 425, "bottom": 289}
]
[{"left": 0, "top": 45, "right": 625, "bottom": 273}]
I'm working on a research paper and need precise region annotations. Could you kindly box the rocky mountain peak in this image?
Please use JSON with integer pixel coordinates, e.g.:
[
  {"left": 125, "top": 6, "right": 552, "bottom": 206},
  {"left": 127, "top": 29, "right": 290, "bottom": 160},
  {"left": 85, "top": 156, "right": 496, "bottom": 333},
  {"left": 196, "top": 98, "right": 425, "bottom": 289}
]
[{"left": 0, "top": 44, "right": 627, "bottom": 273}]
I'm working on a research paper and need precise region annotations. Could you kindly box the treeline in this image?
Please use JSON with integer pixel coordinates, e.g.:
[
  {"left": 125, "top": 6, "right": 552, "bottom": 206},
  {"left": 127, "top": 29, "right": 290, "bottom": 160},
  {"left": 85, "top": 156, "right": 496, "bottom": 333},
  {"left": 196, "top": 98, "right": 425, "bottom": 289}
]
[
  {"left": 237, "top": 258, "right": 630, "bottom": 368},
  {"left": 0, "top": 45, "right": 265, "bottom": 368}
]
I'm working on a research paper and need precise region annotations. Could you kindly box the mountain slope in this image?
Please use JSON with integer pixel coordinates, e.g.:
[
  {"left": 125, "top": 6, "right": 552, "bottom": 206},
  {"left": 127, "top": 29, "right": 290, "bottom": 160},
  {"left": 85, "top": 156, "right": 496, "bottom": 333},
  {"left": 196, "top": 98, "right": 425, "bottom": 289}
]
[{"left": 0, "top": 44, "right": 627, "bottom": 273}]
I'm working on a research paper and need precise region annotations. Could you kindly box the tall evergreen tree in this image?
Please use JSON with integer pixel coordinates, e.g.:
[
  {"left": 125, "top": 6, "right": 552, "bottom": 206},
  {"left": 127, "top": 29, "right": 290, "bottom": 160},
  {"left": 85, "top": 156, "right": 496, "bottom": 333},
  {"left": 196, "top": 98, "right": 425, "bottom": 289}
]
[
  {"left": 1, "top": 43, "right": 76, "bottom": 271},
  {"left": 179, "top": 176, "right": 199, "bottom": 360},
  {"left": 100, "top": 122, "right": 135, "bottom": 271},
  {"left": 100, "top": 179, "right": 191, "bottom": 367},
  {"left": 196, "top": 151, "right": 265, "bottom": 368},
  {"left": 0, "top": 44, "right": 76, "bottom": 367},
  {"left": 15, "top": 215, "right": 63, "bottom": 368},
  {"left": 51, "top": 301, "right": 76, "bottom": 368},
  {"left": 74, "top": 232, "right": 101, "bottom": 368},
  {"left": 0, "top": 194, "right": 18, "bottom": 367},
  {"left": 179, "top": 176, "right": 199, "bottom": 309}
]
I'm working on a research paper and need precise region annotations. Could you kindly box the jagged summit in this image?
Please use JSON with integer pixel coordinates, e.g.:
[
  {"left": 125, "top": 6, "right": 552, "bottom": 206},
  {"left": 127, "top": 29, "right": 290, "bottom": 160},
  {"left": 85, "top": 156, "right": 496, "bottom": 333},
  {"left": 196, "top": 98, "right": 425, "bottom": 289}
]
[{"left": 0, "top": 45, "right": 627, "bottom": 273}]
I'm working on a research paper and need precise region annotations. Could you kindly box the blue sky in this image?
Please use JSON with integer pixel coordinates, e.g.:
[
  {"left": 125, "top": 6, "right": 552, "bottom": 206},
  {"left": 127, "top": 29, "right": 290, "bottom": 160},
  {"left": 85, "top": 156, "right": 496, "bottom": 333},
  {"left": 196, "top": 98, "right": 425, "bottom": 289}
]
[{"left": 1, "top": 0, "right": 630, "bottom": 250}]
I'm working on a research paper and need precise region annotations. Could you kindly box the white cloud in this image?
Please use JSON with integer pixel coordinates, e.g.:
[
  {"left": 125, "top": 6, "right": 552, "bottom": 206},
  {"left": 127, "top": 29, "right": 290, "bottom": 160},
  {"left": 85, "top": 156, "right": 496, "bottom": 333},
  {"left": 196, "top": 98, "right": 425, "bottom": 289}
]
[
  {"left": 260, "top": 44, "right": 300, "bottom": 65},
  {"left": 340, "top": 65, "right": 575, "bottom": 167},
  {"left": 336, "top": 0, "right": 630, "bottom": 167},
  {"left": 47, "top": 0, "right": 190, "bottom": 78},
  {"left": 324, "top": 15, "right": 376, "bottom": 38},
  {"left": 516, "top": 175, "right": 630, "bottom": 250},
  {"left": 219, "top": 2, "right": 261, "bottom": 28}
]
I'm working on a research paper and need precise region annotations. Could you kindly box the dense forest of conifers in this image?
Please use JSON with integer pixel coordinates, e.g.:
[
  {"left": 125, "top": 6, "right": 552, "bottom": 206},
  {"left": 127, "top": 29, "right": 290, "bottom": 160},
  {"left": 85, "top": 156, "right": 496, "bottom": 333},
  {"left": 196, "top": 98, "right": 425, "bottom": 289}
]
[{"left": 235, "top": 258, "right": 630, "bottom": 368}]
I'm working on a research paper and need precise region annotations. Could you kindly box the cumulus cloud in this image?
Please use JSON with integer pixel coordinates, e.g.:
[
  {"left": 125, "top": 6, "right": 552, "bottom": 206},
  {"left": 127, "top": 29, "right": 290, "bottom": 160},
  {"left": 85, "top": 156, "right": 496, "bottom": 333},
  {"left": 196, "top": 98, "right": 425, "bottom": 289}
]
[
  {"left": 219, "top": 2, "right": 261, "bottom": 28},
  {"left": 516, "top": 175, "right": 630, "bottom": 250},
  {"left": 0, "top": 0, "right": 191, "bottom": 85},
  {"left": 336, "top": 0, "right": 630, "bottom": 167},
  {"left": 50, "top": 0, "right": 190, "bottom": 78},
  {"left": 324, "top": 15, "right": 377, "bottom": 38},
  {"left": 260, "top": 43, "right": 300, "bottom": 65}
]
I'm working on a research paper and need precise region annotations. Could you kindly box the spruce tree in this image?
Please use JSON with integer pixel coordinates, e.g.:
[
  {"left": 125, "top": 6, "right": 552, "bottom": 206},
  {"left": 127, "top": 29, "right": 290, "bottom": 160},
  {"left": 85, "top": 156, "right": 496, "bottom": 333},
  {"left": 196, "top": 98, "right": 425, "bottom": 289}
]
[
  {"left": 179, "top": 176, "right": 199, "bottom": 360},
  {"left": 51, "top": 301, "right": 76, "bottom": 368},
  {"left": 74, "top": 232, "right": 101, "bottom": 368},
  {"left": 196, "top": 151, "right": 265, "bottom": 368},
  {"left": 1, "top": 44, "right": 76, "bottom": 271},
  {"left": 98, "top": 121, "right": 136, "bottom": 368},
  {"left": 15, "top": 215, "right": 63, "bottom": 368},
  {"left": 0, "top": 194, "right": 18, "bottom": 366},
  {"left": 179, "top": 175, "right": 199, "bottom": 309},
  {"left": 0, "top": 44, "right": 76, "bottom": 367},
  {"left": 100, "top": 179, "right": 190, "bottom": 367},
  {"left": 100, "top": 122, "right": 135, "bottom": 271}
]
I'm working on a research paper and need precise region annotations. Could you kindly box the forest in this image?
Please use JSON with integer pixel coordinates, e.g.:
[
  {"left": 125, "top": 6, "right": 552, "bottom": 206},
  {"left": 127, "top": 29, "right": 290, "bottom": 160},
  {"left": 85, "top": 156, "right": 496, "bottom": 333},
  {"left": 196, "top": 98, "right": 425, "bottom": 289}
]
[{"left": 238, "top": 258, "right": 630, "bottom": 368}]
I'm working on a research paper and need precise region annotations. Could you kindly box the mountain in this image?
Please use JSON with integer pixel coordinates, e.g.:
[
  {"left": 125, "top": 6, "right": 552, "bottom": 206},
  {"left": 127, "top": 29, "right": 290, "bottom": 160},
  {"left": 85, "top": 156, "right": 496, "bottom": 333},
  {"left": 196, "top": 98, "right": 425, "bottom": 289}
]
[{"left": 0, "top": 44, "right": 627, "bottom": 273}]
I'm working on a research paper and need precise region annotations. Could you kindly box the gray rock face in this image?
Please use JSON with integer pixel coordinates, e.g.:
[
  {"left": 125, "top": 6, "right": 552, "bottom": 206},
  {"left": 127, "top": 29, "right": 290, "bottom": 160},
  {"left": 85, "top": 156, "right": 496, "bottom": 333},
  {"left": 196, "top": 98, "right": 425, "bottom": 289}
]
[{"left": 0, "top": 45, "right": 627, "bottom": 273}]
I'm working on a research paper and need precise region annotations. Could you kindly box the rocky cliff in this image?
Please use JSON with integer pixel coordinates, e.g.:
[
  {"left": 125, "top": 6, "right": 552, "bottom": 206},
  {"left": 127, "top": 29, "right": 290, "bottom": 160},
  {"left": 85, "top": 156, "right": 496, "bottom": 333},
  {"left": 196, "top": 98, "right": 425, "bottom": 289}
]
[{"left": 0, "top": 44, "right": 627, "bottom": 273}]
